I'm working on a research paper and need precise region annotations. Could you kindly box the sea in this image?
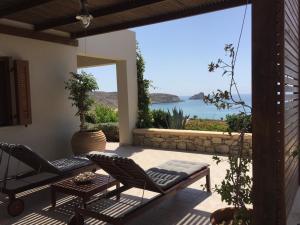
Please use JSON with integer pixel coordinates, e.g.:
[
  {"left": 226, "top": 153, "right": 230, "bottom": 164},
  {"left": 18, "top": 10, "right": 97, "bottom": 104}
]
[{"left": 150, "top": 94, "right": 252, "bottom": 120}]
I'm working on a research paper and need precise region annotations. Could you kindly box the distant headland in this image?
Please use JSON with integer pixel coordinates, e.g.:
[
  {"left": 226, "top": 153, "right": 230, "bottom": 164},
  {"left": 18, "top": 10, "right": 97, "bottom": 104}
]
[
  {"left": 150, "top": 93, "right": 181, "bottom": 104},
  {"left": 91, "top": 91, "right": 181, "bottom": 108}
]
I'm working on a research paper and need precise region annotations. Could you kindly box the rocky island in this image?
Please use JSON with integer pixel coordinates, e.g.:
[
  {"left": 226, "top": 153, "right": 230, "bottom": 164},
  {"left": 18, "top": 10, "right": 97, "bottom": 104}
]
[
  {"left": 91, "top": 91, "right": 181, "bottom": 108},
  {"left": 189, "top": 92, "right": 205, "bottom": 100}
]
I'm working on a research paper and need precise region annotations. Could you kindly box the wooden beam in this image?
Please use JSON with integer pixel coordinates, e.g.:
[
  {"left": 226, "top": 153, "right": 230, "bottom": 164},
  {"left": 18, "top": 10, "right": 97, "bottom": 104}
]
[
  {"left": 0, "top": 0, "right": 55, "bottom": 18},
  {"left": 72, "top": 0, "right": 251, "bottom": 38},
  {"left": 34, "top": 0, "right": 165, "bottom": 31},
  {"left": 0, "top": 24, "right": 78, "bottom": 46}
]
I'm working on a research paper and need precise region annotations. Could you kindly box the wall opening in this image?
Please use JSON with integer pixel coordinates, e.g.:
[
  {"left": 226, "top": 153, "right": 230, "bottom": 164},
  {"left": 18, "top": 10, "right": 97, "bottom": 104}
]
[{"left": 77, "top": 56, "right": 120, "bottom": 143}]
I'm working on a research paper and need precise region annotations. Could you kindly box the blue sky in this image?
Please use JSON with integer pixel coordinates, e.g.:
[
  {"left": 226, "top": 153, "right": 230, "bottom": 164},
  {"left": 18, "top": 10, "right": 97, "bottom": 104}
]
[{"left": 82, "top": 6, "right": 251, "bottom": 96}]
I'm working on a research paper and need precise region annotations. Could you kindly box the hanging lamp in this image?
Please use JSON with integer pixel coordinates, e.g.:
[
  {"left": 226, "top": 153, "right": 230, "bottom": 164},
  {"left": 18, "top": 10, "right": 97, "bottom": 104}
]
[{"left": 76, "top": 0, "right": 93, "bottom": 28}]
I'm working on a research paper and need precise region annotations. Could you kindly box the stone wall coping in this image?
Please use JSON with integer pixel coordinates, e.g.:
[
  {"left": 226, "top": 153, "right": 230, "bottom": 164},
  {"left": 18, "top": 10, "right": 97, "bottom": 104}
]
[{"left": 133, "top": 128, "right": 252, "bottom": 139}]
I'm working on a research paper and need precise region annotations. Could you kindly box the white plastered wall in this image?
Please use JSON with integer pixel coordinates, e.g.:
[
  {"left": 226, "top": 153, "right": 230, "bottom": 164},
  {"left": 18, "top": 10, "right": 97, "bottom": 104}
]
[
  {"left": 0, "top": 29, "right": 137, "bottom": 177},
  {"left": 77, "top": 30, "right": 138, "bottom": 145},
  {"left": 0, "top": 34, "right": 78, "bottom": 164}
]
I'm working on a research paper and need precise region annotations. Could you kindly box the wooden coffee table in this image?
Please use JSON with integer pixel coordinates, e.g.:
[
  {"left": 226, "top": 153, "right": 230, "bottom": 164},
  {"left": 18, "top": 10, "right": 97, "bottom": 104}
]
[{"left": 51, "top": 174, "right": 119, "bottom": 209}]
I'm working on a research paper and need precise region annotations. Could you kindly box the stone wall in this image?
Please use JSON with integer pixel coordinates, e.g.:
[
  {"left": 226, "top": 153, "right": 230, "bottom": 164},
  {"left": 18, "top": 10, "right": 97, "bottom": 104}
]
[{"left": 133, "top": 129, "right": 252, "bottom": 155}]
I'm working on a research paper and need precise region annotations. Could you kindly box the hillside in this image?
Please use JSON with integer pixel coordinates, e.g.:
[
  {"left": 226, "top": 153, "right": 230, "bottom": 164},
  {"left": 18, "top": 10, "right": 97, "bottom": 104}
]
[
  {"left": 91, "top": 91, "right": 181, "bottom": 108},
  {"left": 91, "top": 92, "right": 118, "bottom": 108}
]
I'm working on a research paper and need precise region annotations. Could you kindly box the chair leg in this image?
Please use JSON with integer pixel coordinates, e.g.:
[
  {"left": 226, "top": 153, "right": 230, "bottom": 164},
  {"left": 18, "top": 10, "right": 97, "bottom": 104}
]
[
  {"left": 206, "top": 173, "right": 211, "bottom": 193},
  {"left": 116, "top": 183, "right": 121, "bottom": 200},
  {"left": 7, "top": 195, "right": 24, "bottom": 217},
  {"left": 68, "top": 213, "right": 84, "bottom": 225},
  {"left": 51, "top": 187, "right": 56, "bottom": 208}
]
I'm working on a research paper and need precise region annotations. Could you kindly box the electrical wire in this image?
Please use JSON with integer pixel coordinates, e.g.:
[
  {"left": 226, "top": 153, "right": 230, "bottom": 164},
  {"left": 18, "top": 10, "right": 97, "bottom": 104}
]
[{"left": 232, "top": 0, "right": 250, "bottom": 114}]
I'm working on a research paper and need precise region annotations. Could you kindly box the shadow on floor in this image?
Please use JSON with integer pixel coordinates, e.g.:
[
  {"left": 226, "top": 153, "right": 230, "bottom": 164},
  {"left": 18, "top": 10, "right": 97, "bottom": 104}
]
[
  {"left": 105, "top": 143, "right": 224, "bottom": 159},
  {"left": 105, "top": 145, "right": 145, "bottom": 158},
  {"left": 128, "top": 189, "right": 212, "bottom": 225},
  {"left": 0, "top": 186, "right": 212, "bottom": 225}
]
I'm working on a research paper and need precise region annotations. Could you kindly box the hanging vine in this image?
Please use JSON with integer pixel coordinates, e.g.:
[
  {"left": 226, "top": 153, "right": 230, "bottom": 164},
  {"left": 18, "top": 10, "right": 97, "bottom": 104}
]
[{"left": 136, "top": 42, "right": 153, "bottom": 128}]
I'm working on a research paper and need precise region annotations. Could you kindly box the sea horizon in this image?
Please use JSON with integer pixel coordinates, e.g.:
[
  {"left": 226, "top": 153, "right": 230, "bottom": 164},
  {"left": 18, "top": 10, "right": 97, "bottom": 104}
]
[{"left": 150, "top": 94, "right": 252, "bottom": 120}]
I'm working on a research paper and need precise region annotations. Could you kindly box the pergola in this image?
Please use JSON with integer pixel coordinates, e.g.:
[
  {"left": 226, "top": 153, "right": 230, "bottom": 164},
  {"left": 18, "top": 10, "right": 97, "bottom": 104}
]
[{"left": 0, "top": 1, "right": 298, "bottom": 225}]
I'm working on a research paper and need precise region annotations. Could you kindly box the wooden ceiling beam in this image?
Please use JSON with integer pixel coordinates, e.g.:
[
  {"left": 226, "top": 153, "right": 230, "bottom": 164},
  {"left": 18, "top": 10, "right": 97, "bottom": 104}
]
[
  {"left": 0, "top": 24, "right": 78, "bottom": 46},
  {"left": 34, "top": 0, "right": 166, "bottom": 31},
  {"left": 72, "top": 0, "right": 252, "bottom": 39},
  {"left": 0, "top": 0, "right": 55, "bottom": 17}
]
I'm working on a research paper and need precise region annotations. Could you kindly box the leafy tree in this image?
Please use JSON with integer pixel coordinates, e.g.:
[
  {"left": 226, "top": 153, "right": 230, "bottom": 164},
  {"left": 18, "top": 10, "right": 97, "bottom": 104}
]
[
  {"left": 65, "top": 71, "right": 98, "bottom": 131},
  {"left": 205, "top": 44, "right": 252, "bottom": 225},
  {"left": 136, "top": 43, "right": 153, "bottom": 128}
]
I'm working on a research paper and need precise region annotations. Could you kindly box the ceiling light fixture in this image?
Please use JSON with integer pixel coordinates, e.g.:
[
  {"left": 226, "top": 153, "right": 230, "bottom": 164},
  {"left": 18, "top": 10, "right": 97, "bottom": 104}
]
[{"left": 76, "top": 0, "right": 93, "bottom": 29}]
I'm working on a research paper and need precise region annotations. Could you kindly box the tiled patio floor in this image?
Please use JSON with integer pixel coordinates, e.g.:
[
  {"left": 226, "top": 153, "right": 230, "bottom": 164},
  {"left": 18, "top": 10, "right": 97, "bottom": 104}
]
[
  {"left": 0, "top": 143, "right": 231, "bottom": 225},
  {"left": 287, "top": 188, "right": 300, "bottom": 225}
]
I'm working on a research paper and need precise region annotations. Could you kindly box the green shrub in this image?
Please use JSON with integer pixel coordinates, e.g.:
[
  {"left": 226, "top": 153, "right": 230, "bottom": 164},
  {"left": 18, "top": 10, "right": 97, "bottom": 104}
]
[
  {"left": 152, "top": 108, "right": 189, "bottom": 129},
  {"left": 185, "top": 119, "right": 228, "bottom": 132},
  {"left": 152, "top": 109, "right": 170, "bottom": 128},
  {"left": 98, "top": 122, "right": 119, "bottom": 142},
  {"left": 167, "top": 108, "right": 189, "bottom": 129},
  {"left": 226, "top": 113, "right": 252, "bottom": 133},
  {"left": 86, "top": 103, "right": 118, "bottom": 124}
]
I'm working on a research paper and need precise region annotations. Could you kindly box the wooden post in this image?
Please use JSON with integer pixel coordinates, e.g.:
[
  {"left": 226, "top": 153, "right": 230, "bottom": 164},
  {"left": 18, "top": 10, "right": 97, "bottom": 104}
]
[{"left": 252, "top": 0, "right": 286, "bottom": 225}]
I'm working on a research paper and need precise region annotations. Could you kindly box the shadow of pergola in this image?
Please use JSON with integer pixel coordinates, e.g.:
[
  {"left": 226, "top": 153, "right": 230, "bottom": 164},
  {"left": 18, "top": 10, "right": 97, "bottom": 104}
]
[
  {"left": 105, "top": 144, "right": 219, "bottom": 159},
  {"left": 0, "top": 186, "right": 212, "bottom": 225},
  {"left": 105, "top": 145, "right": 145, "bottom": 158}
]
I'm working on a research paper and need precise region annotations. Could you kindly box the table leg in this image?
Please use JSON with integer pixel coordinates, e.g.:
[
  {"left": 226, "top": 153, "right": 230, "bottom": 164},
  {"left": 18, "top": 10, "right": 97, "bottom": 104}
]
[
  {"left": 116, "top": 182, "right": 121, "bottom": 200},
  {"left": 51, "top": 187, "right": 56, "bottom": 208},
  {"left": 82, "top": 196, "right": 88, "bottom": 209}
]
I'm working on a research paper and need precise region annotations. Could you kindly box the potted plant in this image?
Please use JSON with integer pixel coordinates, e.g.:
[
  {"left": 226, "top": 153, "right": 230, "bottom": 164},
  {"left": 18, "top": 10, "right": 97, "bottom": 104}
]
[
  {"left": 65, "top": 71, "right": 106, "bottom": 155},
  {"left": 204, "top": 44, "right": 253, "bottom": 225}
]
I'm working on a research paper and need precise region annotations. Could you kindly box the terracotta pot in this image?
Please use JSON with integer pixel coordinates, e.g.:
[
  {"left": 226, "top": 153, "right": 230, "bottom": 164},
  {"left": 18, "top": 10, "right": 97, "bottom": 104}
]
[
  {"left": 210, "top": 207, "right": 252, "bottom": 225},
  {"left": 71, "top": 130, "right": 106, "bottom": 155}
]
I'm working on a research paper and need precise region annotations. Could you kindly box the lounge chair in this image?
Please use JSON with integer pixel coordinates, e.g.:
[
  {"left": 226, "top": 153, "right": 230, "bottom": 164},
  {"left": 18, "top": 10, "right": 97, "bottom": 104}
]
[
  {"left": 0, "top": 142, "right": 97, "bottom": 217},
  {"left": 69, "top": 153, "right": 211, "bottom": 225}
]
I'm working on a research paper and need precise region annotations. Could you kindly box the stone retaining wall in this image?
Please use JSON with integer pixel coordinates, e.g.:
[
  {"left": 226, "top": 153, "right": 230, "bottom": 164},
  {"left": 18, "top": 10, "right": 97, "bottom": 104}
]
[{"left": 133, "top": 128, "right": 252, "bottom": 155}]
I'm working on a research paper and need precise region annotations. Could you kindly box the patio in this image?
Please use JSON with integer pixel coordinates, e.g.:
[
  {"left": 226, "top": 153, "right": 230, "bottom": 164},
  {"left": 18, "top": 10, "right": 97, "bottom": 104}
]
[
  {"left": 0, "top": 0, "right": 299, "bottom": 224},
  {"left": 0, "top": 143, "right": 231, "bottom": 225}
]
